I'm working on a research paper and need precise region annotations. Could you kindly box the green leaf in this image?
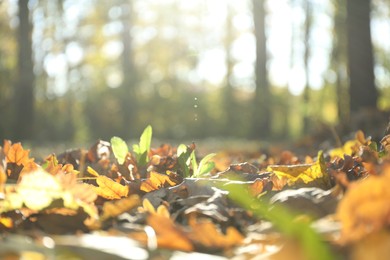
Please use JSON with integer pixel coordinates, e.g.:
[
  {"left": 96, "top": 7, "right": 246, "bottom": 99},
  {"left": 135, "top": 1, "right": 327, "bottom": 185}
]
[
  {"left": 177, "top": 144, "right": 191, "bottom": 178},
  {"left": 177, "top": 144, "right": 188, "bottom": 157},
  {"left": 110, "top": 136, "right": 128, "bottom": 165},
  {"left": 190, "top": 150, "right": 198, "bottom": 174},
  {"left": 221, "top": 182, "right": 336, "bottom": 260},
  {"left": 133, "top": 125, "right": 153, "bottom": 167},
  {"left": 139, "top": 125, "right": 152, "bottom": 155},
  {"left": 193, "top": 153, "right": 216, "bottom": 177}
]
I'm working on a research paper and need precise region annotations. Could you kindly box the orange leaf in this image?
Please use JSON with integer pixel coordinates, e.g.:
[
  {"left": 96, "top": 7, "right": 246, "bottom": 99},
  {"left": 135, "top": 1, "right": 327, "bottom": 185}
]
[
  {"left": 101, "top": 195, "right": 140, "bottom": 221},
  {"left": 337, "top": 164, "right": 390, "bottom": 243},
  {"left": 5, "top": 142, "right": 32, "bottom": 166},
  {"left": 188, "top": 218, "right": 243, "bottom": 249},
  {"left": 0, "top": 216, "right": 13, "bottom": 229},
  {"left": 43, "top": 154, "right": 63, "bottom": 175},
  {"left": 140, "top": 198, "right": 170, "bottom": 218},
  {"left": 140, "top": 171, "right": 176, "bottom": 192},
  {"left": 94, "top": 175, "right": 129, "bottom": 200},
  {"left": 147, "top": 214, "right": 193, "bottom": 252}
]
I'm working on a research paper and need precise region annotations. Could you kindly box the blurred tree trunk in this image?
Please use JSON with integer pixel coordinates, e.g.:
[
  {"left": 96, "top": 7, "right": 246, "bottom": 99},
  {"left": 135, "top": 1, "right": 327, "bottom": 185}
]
[
  {"left": 346, "top": 0, "right": 377, "bottom": 112},
  {"left": 251, "top": 0, "right": 271, "bottom": 139},
  {"left": 14, "top": 0, "right": 35, "bottom": 141},
  {"left": 302, "top": 0, "right": 313, "bottom": 134},
  {"left": 120, "top": 1, "right": 138, "bottom": 138},
  {"left": 331, "top": 0, "right": 349, "bottom": 123},
  {"left": 223, "top": 2, "right": 235, "bottom": 136}
]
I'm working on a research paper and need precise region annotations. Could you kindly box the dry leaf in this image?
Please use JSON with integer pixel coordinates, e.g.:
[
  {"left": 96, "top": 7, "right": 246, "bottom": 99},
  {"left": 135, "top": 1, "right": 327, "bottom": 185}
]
[
  {"left": 188, "top": 217, "right": 243, "bottom": 250},
  {"left": 147, "top": 214, "right": 194, "bottom": 251},
  {"left": 101, "top": 195, "right": 140, "bottom": 221},
  {"left": 337, "top": 165, "right": 390, "bottom": 243},
  {"left": 140, "top": 171, "right": 176, "bottom": 192},
  {"left": 94, "top": 175, "right": 129, "bottom": 199},
  {"left": 267, "top": 152, "right": 329, "bottom": 187}
]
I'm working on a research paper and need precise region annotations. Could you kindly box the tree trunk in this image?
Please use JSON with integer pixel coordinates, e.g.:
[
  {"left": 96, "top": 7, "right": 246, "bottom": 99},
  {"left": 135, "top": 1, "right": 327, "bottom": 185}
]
[
  {"left": 223, "top": 2, "right": 236, "bottom": 136},
  {"left": 346, "top": 0, "right": 377, "bottom": 112},
  {"left": 302, "top": 0, "right": 313, "bottom": 134},
  {"left": 251, "top": 0, "right": 271, "bottom": 139},
  {"left": 120, "top": 1, "right": 138, "bottom": 138},
  {"left": 332, "top": 0, "right": 349, "bottom": 123},
  {"left": 14, "top": 0, "right": 35, "bottom": 141}
]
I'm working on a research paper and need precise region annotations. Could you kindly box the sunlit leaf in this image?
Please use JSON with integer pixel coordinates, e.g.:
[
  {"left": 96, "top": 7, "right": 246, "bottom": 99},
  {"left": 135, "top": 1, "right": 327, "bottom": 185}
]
[
  {"left": 193, "top": 153, "right": 216, "bottom": 177},
  {"left": 147, "top": 214, "right": 194, "bottom": 251},
  {"left": 17, "top": 170, "right": 63, "bottom": 211},
  {"left": 3, "top": 141, "right": 37, "bottom": 178},
  {"left": 221, "top": 180, "right": 335, "bottom": 260},
  {"left": 140, "top": 171, "right": 176, "bottom": 192},
  {"left": 101, "top": 195, "right": 140, "bottom": 221},
  {"left": 110, "top": 136, "right": 129, "bottom": 165},
  {"left": 95, "top": 175, "right": 129, "bottom": 200},
  {"left": 4, "top": 142, "right": 31, "bottom": 166},
  {"left": 133, "top": 125, "right": 152, "bottom": 167},
  {"left": 337, "top": 164, "right": 390, "bottom": 243},
  {"left": 42, "top": 154, "right": 62, "bottom": 175},
  {"left": 188, "top": 217, "right": 243, "bottom": 249},
  {"left": 0, "top": 216, "right": 13, "bottom": 229},
  {"left": 267, "top": 151, "right": 330, "bottom": 187}
]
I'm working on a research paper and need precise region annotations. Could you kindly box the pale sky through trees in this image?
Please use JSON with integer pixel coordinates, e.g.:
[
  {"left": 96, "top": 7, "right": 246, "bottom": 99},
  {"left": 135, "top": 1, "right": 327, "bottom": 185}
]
[{"left": 4, "top": 0, "right": 390, "bottom": 96}]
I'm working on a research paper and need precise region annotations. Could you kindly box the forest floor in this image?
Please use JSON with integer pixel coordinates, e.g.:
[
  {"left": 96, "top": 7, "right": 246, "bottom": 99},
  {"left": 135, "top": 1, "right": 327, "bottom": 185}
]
[{"left": 1, "top": 124, "right": 390, "bottom": 260}]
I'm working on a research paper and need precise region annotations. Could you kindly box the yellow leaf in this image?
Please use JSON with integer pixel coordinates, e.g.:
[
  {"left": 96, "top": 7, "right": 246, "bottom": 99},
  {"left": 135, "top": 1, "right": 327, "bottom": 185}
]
[
  {"left": 94, "top": 175, "right": 129, "bottom": 200},
  {"left": 140, "top": 171, "right": 176, "bottom": 192},
  {"left": 0, "top": 216, "right": 13, "bottom": 229},
  {"left": 328, "top": 131, "right": 368, "bottom": 159},
  {"left": 267, "top": 151, "right": 329, "bottom": 186},
  {"left": 101, "top": 195, "right": 140, "bottom": 221},
  {"left": 17, "top": 170, "right": 63, "bottom": 211}
]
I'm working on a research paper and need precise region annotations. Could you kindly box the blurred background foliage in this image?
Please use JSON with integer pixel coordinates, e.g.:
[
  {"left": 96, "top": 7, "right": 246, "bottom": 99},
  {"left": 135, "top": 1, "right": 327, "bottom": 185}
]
[{"left": 0, "top": 0, "right": 389, "bottom": 144}]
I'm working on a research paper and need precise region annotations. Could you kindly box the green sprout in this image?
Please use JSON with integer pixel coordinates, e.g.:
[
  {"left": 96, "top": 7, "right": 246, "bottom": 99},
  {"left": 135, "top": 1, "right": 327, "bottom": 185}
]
[
  {"left": 133, "top": 125, "right": 153, "bottom": 167},
  {"left": 177, "top": 144, "right": 216, "bottom": 178}
]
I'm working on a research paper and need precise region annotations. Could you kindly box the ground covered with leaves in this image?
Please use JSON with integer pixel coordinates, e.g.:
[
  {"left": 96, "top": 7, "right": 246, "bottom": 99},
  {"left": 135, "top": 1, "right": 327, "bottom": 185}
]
[{"left": 1, "top": 125, "right": 390, "bottom": 259}]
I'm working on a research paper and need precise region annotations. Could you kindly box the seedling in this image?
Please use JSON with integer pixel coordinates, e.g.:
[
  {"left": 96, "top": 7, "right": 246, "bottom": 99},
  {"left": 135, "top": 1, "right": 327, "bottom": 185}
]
[
  {"left": 133, "top": 125, "right": 153, "bottom": 167},
  {"left": 177, "top": 143, "right": 216, "bottom": 178}
]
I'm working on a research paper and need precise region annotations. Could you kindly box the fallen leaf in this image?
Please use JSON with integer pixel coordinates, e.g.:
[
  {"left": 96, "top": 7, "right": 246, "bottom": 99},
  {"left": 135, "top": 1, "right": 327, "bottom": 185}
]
[
  {"left": 101, "top": 195, "right": 140, "bottom": 221},
  {"left": 147, "top": 213, "right": 194, "bottom": 251},
  {"left": 188, "top": 217, "right": 243, "bottom": 250},
  {"left": 337, "top": 164, "right": 390, "bottom": 243},
  {"left": 95, "top": 175, "right": 129, "bottom": 199},
  {"left": 267, "top": 152, "right": 330, "bottom": 187},
  {"left": 140, "top": 171, "right": 177, "bottom": 192}
]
